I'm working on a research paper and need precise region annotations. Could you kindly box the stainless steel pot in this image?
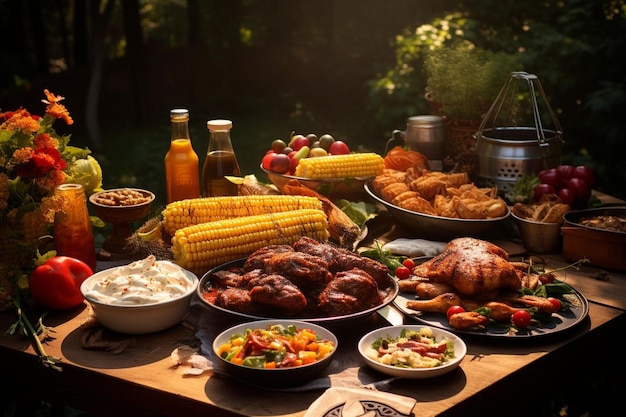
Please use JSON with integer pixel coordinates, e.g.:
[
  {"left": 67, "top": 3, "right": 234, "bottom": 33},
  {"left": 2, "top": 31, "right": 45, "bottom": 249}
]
[{"left": 474, "top": 72, "right": 563, "bottom": 200}]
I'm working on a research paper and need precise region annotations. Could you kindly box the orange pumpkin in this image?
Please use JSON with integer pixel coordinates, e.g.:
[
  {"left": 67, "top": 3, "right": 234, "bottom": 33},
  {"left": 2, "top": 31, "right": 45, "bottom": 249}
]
[{"left": 383, "top": 146, "right": 430, "bottom": 171}]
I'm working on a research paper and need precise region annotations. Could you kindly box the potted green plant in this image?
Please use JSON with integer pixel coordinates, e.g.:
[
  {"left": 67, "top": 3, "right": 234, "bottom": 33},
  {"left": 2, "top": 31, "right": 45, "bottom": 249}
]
[{"left": 423, "top": 42, "right": 522, "bottom": 172}]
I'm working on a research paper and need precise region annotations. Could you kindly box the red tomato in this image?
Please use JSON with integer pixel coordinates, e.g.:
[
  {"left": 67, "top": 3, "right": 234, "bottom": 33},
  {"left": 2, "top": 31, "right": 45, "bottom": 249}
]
[
  {"left": 262, "top": 152, "right": 276, "bottom": 170},
  {"left": 538, "top": 168, "right": 564, "bottom": 188},
  {"left": 557, "top": 187, "right": 575, "bottom": 205},
  {"left": 572, "top": 165, "right": 595, "bottom": 187},
  {"left": 556, "top": 164, "right": 574, "bottom": 180},
  {"left": 511, "top": 310, "right": 532, "bottom": 328},
  {"left": 329, "top": 140, "right": 350, "bottom": 155},
  {"left": 533, "top": 183, "right": 556, "bottom": 201},
  {"left": 547, "top": 297, "right": 562, "bottom": 313},
  {"left": 446, "top": 305, "right": 465, "bottom": 320},
  {"left": 538, "top": 273, "right": 556, "bottom": 284},
  {"left": 29, "top": 256, "right": 94, "bottom": 310},
  {"left": 395, "top": 265, "right": 411, "bottom": 279},
  {"left": 402, "top": 258, "right": 415, "bottom": 269}
]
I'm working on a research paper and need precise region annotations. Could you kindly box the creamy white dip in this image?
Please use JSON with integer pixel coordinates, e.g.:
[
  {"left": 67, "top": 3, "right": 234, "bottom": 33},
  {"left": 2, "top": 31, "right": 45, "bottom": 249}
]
[{"left": 85, "top": 255, "right": 194, "bottom": 305}]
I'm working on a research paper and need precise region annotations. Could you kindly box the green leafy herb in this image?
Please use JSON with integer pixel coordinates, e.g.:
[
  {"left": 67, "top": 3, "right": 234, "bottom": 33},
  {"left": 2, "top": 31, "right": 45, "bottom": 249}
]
[
  {"left": 360, "top": 240, "right": 405, "bottom": 271},
  {"left": 512, "top": 173, "right": 540, "bottom": 203},
  {"left": 338, "top": 199, "right": 377, "bottom": 228}
]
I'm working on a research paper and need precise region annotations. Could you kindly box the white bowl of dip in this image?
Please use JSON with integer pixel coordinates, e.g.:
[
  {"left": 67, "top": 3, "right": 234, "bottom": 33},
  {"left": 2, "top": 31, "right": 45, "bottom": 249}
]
[{"left": 80, "top": 255, "right": 199, "bottom": 334}]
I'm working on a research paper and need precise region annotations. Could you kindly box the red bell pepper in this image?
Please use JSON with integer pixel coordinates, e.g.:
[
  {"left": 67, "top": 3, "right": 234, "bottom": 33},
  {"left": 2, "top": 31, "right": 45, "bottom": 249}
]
[{"left": 29, "top": 256, "right": 94, "bottom": 310}]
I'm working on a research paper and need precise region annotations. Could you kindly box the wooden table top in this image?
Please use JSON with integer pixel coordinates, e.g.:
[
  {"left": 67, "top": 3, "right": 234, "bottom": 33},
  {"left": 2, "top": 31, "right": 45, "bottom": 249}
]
[{"left": 1, "top": 192, "right": 625, "bottom": 417}]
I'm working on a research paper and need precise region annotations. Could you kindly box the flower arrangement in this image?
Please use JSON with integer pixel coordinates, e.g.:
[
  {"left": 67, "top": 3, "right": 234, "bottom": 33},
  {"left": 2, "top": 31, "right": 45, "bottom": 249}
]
[{"left": 0, "top": 89, "right": 102, "bottom": 311}]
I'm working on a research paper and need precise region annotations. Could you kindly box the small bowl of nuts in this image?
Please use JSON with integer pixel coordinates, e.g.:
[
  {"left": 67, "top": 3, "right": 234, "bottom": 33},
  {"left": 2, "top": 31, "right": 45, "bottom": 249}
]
[{"left": 89, "top": 188, "right": 155, "bottom": 256}]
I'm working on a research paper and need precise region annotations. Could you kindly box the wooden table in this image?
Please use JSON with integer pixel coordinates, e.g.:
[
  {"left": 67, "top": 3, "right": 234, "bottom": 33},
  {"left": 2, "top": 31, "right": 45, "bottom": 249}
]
[{"left": 2, "top": 194, "right": 625, "bottom": 417}]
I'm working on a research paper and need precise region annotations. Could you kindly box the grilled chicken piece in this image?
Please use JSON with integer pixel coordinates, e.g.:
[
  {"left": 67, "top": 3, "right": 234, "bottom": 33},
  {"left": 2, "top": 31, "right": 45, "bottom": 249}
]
[
  {"left": 415, "top": 281, "right": 455, "bottom": 299},
  {"left": 448, "top": 311, "right": 490, "bottom": 330},
  {"left": 263, "top": 251, "right": 332, "bottom": 288},
  {"left": 294, "top": 237, "right": 389, "bottom": 288},
  {"left": 215, "top": 287, "right": 265, "bottom": 315},
  {"left": 412, "top": 238, "right": 522, "bottom": 298},
  {"left": 498, "top": 293, "right": 560, "bottom": 314},
  {"left": 483, "top": 301, "right": 524, "bottom": 322},
  {"left": 248, "top": 274, "right": 307, "bottom": 316},
  {"left": 405, "top": 292, "right": 462, "bottom": 314},
  {"left": 318, "top": 268, "right": 382, "bottom": 316},
  {"left": 244, "top": 245, "right": 295, "bottom": 271}
]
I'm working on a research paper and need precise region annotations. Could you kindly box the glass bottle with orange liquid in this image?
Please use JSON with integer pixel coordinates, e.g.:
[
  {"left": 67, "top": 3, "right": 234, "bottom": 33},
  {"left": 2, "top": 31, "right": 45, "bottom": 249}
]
[
  {"left": 53, "top": 183, "right": 97, "bottom": 271},
  {"left": 164, "top": 109, "right": 200, "bottom": 203},
  {"left": 202, "top": 119, "right": 241, "bottom": 197}
]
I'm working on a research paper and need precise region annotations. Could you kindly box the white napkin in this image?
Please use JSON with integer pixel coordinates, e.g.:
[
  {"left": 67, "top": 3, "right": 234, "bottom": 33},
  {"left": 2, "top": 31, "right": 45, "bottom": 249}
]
[
  {"left": 382, "top": 238, "right": 447, "bottom": 258},
  {"left": 304, "top": 387, "right": 416, "bottom": 417}
]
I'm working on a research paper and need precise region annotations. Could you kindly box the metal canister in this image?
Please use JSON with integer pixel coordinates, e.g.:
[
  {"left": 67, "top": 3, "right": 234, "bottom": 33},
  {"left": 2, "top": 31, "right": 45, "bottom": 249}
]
[{"left": 404, "top": 115, "right": 446, "bottom": 161}]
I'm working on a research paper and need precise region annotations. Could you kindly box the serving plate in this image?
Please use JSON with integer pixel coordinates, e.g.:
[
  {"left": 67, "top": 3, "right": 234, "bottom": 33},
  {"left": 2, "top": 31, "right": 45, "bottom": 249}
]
[
  {"left": 364, "top": 182, "right": 510, "bottom": 241},
  {"left": 391, "top": 256, "right": 589, "bottom": 338},
  {"left": 393, "top": 284, "right": 589, "bottom": 339},
  {"left": 197, "top": 258, "right": 399, "bottom": 328}
]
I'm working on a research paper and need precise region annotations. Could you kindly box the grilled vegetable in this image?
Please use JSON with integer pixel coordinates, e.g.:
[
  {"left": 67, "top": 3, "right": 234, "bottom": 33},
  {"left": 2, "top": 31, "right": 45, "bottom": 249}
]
[
  {"left": 294, "top": 153, "right": 384, "bottom": 179},
  {"left": 162, "top": 195, "right": 323, "bottom": 236},
  {"left": 171, "top": 208, "right": 330, "bottom": 274}
]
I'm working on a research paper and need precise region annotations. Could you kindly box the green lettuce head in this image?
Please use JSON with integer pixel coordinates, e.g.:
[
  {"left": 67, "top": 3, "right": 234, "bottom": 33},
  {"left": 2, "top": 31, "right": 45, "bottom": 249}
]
[{"left": 65, "top": 155, "right": 103, "bottom": 195}]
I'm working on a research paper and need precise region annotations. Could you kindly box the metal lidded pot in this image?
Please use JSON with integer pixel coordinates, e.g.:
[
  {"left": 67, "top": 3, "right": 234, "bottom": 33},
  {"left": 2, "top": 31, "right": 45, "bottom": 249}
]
[{"left": 474, "top": 72, "right": 563, "bottom": 201}]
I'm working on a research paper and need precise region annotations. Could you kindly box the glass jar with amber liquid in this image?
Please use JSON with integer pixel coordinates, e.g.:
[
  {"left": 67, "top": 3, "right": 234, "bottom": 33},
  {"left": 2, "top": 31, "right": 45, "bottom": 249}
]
[
  {"left": 53, "top": 183, "right": 97, "bottom": 271},
  {"left": 164, "top": 109, "right": 200, "bottom": 203},
  {"left": 202, "top": 119, "right": 241, "bottom": 197}
]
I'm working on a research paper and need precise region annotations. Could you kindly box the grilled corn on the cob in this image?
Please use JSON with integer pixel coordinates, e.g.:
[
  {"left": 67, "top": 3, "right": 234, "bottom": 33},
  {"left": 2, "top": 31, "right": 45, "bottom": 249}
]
[
  {"left": 162, "top": 195, "right": 323, "bottom": 236},
  {"left": 171, "top": 208, "right": 329, "bottom": 274},
  {"left": 294, "top": 153, "right": 384, "bottom": 179}
]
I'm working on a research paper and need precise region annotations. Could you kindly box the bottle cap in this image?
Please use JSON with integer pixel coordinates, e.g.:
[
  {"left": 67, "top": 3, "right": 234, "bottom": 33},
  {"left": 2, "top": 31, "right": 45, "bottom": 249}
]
[
  {"left": 170, "top": 109, "right": 189, "bottom": 121},
  {"left": 207, "top": 119, "right": 232, "bottom": 131}
]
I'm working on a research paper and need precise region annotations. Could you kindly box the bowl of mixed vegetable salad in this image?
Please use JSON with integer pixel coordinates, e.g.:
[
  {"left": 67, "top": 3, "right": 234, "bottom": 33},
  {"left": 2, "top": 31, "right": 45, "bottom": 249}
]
[
  {"left": 212, "top": 320, "right": 338, "bottom": 388},
  {"left": 358, "top": 325, "right": 466, "bottom": 379}
]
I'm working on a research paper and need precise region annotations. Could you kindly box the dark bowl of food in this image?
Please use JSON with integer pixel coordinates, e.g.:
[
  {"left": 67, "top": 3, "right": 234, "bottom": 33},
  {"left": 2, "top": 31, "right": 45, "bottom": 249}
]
[
  {"left": 196, "top": 237, "right": 398, "bottom": 329},
  {"left": 212, "top": 319, "right": 338, "bottom": 388},
  {"left": 562, "top": 206, "right": 626, "bottom": 271}
]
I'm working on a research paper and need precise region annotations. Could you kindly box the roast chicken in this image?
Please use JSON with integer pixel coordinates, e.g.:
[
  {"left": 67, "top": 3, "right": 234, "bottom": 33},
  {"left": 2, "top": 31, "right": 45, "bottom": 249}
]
[
  {"left": 411, "top": 238, "right": 525, "bottom": 299},
  {"left": 401, "top": 237, "right": 555, "bottom": 330}
]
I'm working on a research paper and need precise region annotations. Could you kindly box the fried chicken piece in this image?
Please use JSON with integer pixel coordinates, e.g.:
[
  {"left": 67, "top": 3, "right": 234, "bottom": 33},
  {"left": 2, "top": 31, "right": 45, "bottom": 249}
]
[
  {"left": 433, "top": 194, "right": 460, "bottom": 218},
  {"left": 448, "top": 311, "right": 490, "bottom": 330},
  {"left": 318, "top": 268, "right": 382, "bottom": 316},
  {"left": 392, "top": 191, "right": 420, "bottom": 207},
  {"left": 456, "top": 198, "right": 507, "bottom": 219},
  {"left": 415, "top": 281, "right": 456, "bottom": 299},
  {"left": 409, "top": 176, "right": 446, "bottom": 200},
  {"left": 483, "top": 301, "right": 524, "bottom": 322},
  {"left": 498, "top": 293, "right": 560, "bottom": 314},
  {"left": 248, "top": 274, "right": 307, "bottom": 316},
  {"left": 381, "top": 182, "right": 410, "bottom": 202},
  {"left": 412, "top": 238, "right": 521, "bottom": 298},
  {"left": 405, "top": 292, "right": 462, "bottom": 314},
  {"left": 397, "top": 196, "right": 437, "bottom": 215},
  {"left": 397, "top": 277, "right": 428, "bottom": 293}
]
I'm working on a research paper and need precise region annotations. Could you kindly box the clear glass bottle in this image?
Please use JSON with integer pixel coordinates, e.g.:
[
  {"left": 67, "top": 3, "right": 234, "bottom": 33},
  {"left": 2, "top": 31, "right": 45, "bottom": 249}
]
[
  {"left": 53, "top": 183, "right": 97, "bottom": 271},
  {"left": 164, "top": 109, "right": 200, "bottom": 204},
  {"left": 202, "top": 119, "right": 241, "bottom": 197}
]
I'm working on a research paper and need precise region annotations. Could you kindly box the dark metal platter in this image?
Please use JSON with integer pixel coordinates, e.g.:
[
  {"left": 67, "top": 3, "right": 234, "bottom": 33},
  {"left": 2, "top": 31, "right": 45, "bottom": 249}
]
[
  {"left": 393, "top": 282, "right": 589, "bottom": 339},
  {"left": 196, "top": 258, "right": 399, "bottom": 328}
]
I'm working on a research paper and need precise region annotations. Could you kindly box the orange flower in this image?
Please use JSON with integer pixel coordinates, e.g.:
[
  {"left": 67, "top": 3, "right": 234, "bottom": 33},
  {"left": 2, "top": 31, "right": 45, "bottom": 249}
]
[{"left": 42, "top": 89, "right": 73, "bottom": 125}]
